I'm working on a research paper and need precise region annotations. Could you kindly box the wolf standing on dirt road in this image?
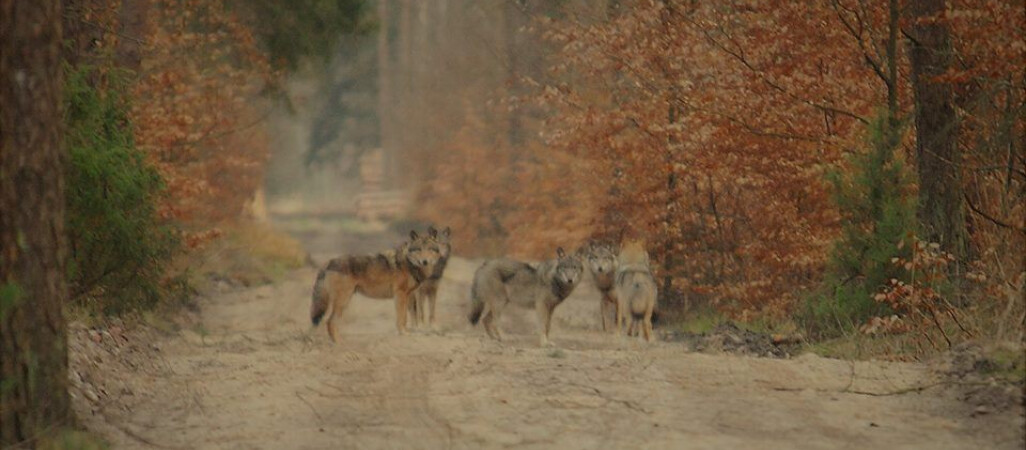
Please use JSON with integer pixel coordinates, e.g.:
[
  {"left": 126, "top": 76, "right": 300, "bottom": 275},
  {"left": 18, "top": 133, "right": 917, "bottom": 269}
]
[
  {"left": 468, "top": 247, "right": 584, "bottom": 347},
  {"left": 310, "top": 229, "right": 445, "bottom": 342},
  {"left": 615, "top": 240, "right": 658, "bottom": 342},
  {"left": 408, "top": 226, "right": 451, "bottom": 328},
  {"left": 577, "top": 241, "right": 619, "bottom": 332}
]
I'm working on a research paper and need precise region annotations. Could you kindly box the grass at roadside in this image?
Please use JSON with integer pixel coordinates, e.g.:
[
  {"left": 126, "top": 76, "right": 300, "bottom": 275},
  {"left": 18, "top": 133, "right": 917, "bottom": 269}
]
[
  {"left": 178, "top": 221, "right": 310, "bottom": 293},
  {"left": 666, "top": 307, "right": 799, "bottom": 337},
  {"left": 36, "top": 429, "right": 109, "bottom": 450},
  {"left": 661, "top": 305, "right": 1024, "bottom": 380}
]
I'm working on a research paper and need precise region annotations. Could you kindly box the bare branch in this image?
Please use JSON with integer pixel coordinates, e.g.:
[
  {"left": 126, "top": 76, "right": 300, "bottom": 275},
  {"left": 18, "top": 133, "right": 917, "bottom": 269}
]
[
  {"left": 680, "top": 11, "right": 870, "bottom": 125},
  {"left": 964, "top": 193, "right": 1026, "bottom": 233}
]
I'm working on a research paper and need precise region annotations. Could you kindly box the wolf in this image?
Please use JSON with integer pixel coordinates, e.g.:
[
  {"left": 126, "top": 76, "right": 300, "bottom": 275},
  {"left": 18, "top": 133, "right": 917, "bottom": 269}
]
[
  {"left": 577, "top": 241, "right": 619, "bottom": 332},
  {"left": 310, "top": 229, "right": 442, "bottom": 342},
  {"left": 468, "top": 247, "right": 583, "bottom": 347},
  {"left": 614, "top": 240, "right": 658, "bottom": 342},
  {"left": 407, "top": 225, "right": 451, "bottom": 328}
]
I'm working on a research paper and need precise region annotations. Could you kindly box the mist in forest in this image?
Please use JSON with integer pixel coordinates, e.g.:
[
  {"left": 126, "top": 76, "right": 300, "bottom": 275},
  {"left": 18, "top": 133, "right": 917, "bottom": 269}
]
[{"left": 265, "top": 0, "right": 564, "bottom": 232}]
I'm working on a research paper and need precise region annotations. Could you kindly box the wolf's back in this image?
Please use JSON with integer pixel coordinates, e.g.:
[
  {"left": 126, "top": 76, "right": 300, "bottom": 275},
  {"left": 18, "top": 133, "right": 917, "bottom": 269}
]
[
  {"left": 615, "top": 269, "right": 658, "bottom": 313},
  {"left": 311, "top": 269, "right": 330, "bottom": 326}
]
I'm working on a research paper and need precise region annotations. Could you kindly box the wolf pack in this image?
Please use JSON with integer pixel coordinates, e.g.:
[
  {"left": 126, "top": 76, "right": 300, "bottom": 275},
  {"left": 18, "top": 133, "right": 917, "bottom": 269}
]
[{"left": 310, "top": 226, "right": 659, "bottom": 347}]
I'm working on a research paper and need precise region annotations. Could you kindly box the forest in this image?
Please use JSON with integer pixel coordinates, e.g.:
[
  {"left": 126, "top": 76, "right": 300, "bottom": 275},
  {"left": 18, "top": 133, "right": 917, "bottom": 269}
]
[{"left": 1, "top": 0, "right": 1023, "bottom": 447}]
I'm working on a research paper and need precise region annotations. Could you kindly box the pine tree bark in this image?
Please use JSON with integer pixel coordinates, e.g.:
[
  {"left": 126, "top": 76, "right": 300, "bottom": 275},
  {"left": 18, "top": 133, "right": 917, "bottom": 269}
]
[
  {"left": 907, "top": 0, "right": 969, "bottom": 261},
  {"left": 0, "top": 0, "right": 71, "bottom": 445}
]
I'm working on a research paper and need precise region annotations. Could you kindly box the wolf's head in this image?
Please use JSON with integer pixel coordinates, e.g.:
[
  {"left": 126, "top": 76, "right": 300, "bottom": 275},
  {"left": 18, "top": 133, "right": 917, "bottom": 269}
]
[
  {"left": 553, "top": 247, "right": 583, "bottom": 288},
  {"left": 405, "top": 230, "right": 443, "bottom": 274},
  {"left": 426, "top": 225, "right": 451, "bottom": 259},
  {"left": 578, "top": 241, "right": 617, "bottom": 276}
]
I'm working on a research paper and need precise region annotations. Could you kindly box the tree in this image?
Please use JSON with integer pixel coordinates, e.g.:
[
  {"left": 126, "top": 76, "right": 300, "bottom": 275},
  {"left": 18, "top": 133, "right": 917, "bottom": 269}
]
[
  {"left": 908, "top": 0, "right": 969, "bottom": 262},
  {"left": 0, "top": 0, "right": 72, "bottom": 444}
]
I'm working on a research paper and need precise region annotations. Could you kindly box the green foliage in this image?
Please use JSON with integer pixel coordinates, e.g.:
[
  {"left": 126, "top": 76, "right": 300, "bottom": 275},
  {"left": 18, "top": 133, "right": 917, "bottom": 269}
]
[
  {"left": 64, "top": 66, "right": 179, "bottom": 314},
  {"left": 37, "top": 429, "right": 109, "bottom": 450},
  {"left": 240, "top": 0, "right": 370, "bottom": 71},
  {"left": 0, "top": 282, "right": 24, "bottom": 322},
  {"left": 802, "top": 113, "right": 916, "bottom": 338}
]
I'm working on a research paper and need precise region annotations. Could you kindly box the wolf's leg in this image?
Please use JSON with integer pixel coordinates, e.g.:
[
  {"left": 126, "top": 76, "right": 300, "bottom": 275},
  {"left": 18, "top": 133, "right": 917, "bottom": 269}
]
[
  {"left": 395, "top": 289, "right": 410, "bottom": 335},
  {"left": 326, "top": 279, "right": 355, "bottom": 344},
  {"left": 544, "top": 303, "right": 557, "bottom": 342},
  {"left": 419, "top": 281, "right": 438, "bottom": 328},
  {"left": 615, "top": 298, "right": 626, "bottom": 337},
  {"left": 481, "top": 303, "right": 502, "bottom": 341},
  {"left": 407, "top": 290, "right": 420, "bottom": 328},
  {"left": 493, "top": 305, "right": 506, "bottom": 342},
  {"left": 536, "top": 301, "right": 554, "bottom": 347},
  {"left": 427, "top": 285, "right": 438, "bottom": 327},
  {"left": 483, "top": 313, "right": 500, "bottom": 341},
  {"left": 643, "top": 304, "right": 654, "bottom": 343},
  {"left": 599, "top": 297, "right": 607, "bottom": 332},
  {"left": 481, "top": 310, "right": 495, "bottom": 339},
  {"left": 415, "top": 289, "right": 427, "bottom": 327}
]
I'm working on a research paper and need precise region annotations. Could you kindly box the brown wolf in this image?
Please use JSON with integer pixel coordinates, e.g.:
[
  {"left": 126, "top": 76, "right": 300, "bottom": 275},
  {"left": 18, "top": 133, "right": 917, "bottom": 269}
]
[
  {"left": 577, "top": 241, "right": 619, "bottom": 332},
  {"left": 407, "top": 225, "right": 451, "bottom": 328},
  {"left": 615, "top": 240, "right": 658, "bottom": 342},
  {"left": 310, "top": 229, "right": 442, "bottom": 342},
  {"left": 468, "top": 247, "right": 583, "bottom": 347}
]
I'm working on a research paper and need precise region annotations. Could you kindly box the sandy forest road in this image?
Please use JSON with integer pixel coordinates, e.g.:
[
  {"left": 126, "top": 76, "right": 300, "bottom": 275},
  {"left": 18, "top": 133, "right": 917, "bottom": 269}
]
[{"left": 79, "top": 254, "right": 1023, "bottom": 449}]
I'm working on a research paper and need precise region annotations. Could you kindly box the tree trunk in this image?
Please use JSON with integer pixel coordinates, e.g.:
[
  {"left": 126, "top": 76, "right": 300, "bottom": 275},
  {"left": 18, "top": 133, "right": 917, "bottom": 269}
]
[
  {"left": 0, "top": 0, "right": 71, "bottom": 446},
  {"left": 394, "top": 0, "right": 412, "bottom": 189},
  {"left": 907, "top": 0, "right": 968, "bottom": 262},
  {"left": 377, "top": 0, "right": 393, "bottom": 186},
  {"left": 503, "top": 0, "right": 524, "bottom": 148}
]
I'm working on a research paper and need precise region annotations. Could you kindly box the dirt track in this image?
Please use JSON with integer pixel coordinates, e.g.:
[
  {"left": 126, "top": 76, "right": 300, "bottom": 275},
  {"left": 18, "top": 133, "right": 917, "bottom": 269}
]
[{"left": 73, "top": 255, "right": 1024, "bottom": 449}]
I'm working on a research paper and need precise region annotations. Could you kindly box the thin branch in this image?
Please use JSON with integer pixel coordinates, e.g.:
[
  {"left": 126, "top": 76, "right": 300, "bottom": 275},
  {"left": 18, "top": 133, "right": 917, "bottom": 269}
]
[
  {"left": 62, "top": 12, "right": 148, "bottom": 45},
  {"left": 964, "top": 193, "right": 1026, "bottom": 233},
  {"left": 831, "top": 0, "right": 889, "bottom": 87},
  {"left": 167, "top": 109, "right": 274, "bottom": 149},
  {"left": 679, "top": 11, "right": 869, "bottom": 125}
]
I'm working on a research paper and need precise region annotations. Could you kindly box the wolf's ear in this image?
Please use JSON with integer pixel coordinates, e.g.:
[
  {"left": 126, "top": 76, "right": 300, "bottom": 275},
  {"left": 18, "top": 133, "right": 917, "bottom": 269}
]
[
  {"left": 427, "top": 225, "right": 438, "bottom": 238},
  {"left": 410, "top": 230, "right": 420, "bottom": 240},
  {"left": 556, "top": 247, "right": 566, "bottom": 259},
  {"left": 441, "top": 226, "right": 451, "bottom": 238}
]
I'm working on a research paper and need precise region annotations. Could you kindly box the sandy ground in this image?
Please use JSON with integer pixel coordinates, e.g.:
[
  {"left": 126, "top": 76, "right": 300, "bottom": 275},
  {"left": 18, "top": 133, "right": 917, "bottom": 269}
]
[{"left": 70, "top": 254, "right": 1024, "bottom": 449}]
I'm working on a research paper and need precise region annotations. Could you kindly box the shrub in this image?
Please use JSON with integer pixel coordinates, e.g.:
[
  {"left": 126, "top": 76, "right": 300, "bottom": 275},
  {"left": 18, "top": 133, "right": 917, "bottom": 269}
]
[
  {"left": 64, "top": 66, "right": 179, "bottom": 314},
  {"left": 802, "top": 114, "right": 916, "bottom": 338}
]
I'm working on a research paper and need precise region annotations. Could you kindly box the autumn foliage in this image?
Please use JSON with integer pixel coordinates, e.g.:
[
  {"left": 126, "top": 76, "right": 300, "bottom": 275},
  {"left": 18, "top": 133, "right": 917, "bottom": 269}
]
[
  {"left": 58, "top": 0, "right": 366, "bottom": 313},
  {"left": 130, "top": 0, "right": 276, "bottom": 225},
  {"left": 411, "top": 0, "right": 1024, "bottom": 335}
]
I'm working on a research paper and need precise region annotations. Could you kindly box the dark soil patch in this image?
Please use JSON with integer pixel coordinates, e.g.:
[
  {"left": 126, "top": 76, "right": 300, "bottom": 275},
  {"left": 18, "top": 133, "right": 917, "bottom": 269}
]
[
  {"left": 663, "top": 322, "right": 800, "bottom": 359},
  {"left": 940, "top": 342, "right": 1025, "bottom": 418}
]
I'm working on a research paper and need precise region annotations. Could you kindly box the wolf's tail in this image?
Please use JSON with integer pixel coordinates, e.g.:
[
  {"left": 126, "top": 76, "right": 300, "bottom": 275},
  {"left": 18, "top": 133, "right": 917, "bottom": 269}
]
[
  {"left": 467, "top": 279, "right": 485, "bottom": 325},
  {"left": 311, "top": 269, "right": 330, "bottom": 326}
]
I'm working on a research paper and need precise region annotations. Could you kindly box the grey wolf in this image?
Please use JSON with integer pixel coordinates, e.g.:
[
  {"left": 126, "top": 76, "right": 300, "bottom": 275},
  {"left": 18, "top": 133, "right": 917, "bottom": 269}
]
[
  {"left": 577, "top": 241, "right": 619, "bottom": 332},
  {"left": 407, "top": 225, "right": 451, "bottom": 328},
  {"left": 310, "top": 229, "right": 442, "bottom": 342},
  {"left": 468, "top": 247, "right": 583, "bottom": 347},
  {"left": 614, "top": 240, "right": 658, "bottom": 342}
]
